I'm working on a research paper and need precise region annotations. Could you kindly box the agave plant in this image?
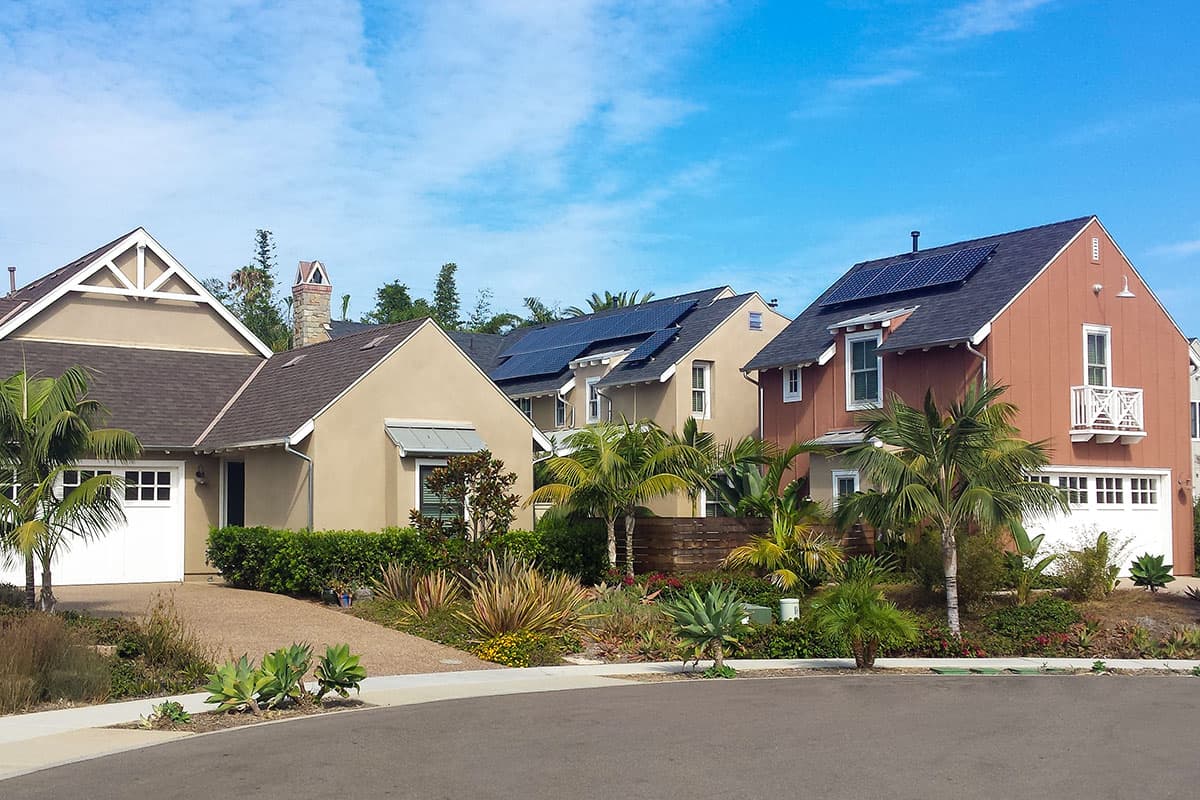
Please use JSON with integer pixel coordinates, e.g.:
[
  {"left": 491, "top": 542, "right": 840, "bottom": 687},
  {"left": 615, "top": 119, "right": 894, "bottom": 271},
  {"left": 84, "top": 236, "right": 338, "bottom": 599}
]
[
  {"left": 810, "top": 579, "right": 917, "bottom": 668},
  {"left": 660, "top": 583, "right": 748, "bottom": 670},
  {"left": 258, "top": 643, "right": 313, "bottom": 708},
  {"left": 723, "top": 511, "right": 843, "bottom": 590},
  {"left": 458, "top": 552, "right": 592, "bottom": 640},
  {"left": 204, "top": 655, "right": 271, "bottom": 714},
  {"left": 1007, "top": 523, "right": 1057, "bottom": 606},
  {"left": 1184, "top": 585, "right": 1200, "bottom": 605},
  {"left": 1129, "top": 553, "right": 1174, "bottom": 593},
  {"left": 315, "top": 644, "right": 367, "bottom": 700}
]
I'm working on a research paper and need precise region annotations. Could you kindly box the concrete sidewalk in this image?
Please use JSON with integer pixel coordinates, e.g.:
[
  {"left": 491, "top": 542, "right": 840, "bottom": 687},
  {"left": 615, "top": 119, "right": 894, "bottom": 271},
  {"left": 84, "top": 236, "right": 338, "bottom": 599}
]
[{"left": 3, "top": 657, "right": 1198, "bottom": 782}]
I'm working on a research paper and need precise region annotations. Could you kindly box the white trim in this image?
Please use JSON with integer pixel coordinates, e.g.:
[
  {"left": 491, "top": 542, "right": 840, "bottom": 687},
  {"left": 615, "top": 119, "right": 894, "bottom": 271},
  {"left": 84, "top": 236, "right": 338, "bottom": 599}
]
[
  {"left": 817, "top": 343, "right": 836, "bottom": 366},
  {"left": 783, "top": 365, "right": 802, "bottom": 403},
  {"left": 0, "top": 228, "right": 274, "bottom": 358},
  {"left": 586, "top": 376, "right": 602, "bottom": 424},
  {"left": 845, "top": 330, "right": 883, "bottom": 411},
  {"left": 690, "top": 360, "right": 712, "bottom": 420},
  {"left": 569, "top": 349, "right": 632, "bottom": 369},
  {"left": 1082, "top": 323, "right": 1112, "bottom": 387},
  {"left": 971, "top": 322, "right": 991, "bottom": 346},
  {"left": 559, "top": 377, "right": 576, "bottom": 395},
  {"left": 1043, "top": 464, "right": 1170, "bottom": 476},
  {"left": 415, "top": 458, "right": 450, "bottom": 517},
  {"left": 144, "top": 265, "right": 182, "bottom": 292},
  {"left": 658, "top": 364, "right": 677, "bottom": 382},
  {"left": 218, "top": 458, "right": 228, "bottom": 529},
  {"left": 288, "top": 418, "right": 315, "bottom": 446},
  {"left": 832, "top": 469, "right": 860, "bottom": 506}
]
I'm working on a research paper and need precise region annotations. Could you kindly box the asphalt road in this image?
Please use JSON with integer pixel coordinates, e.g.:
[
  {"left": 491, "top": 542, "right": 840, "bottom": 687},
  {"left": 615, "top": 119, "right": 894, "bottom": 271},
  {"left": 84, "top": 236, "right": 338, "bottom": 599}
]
[{"left": 8, "top": 676, "right": 1199, "bottom": 799}]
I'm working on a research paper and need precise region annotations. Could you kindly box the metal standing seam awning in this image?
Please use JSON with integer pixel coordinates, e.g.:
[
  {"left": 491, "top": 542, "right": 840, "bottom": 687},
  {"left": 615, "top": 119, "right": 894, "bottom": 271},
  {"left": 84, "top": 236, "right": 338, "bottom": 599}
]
[{"left": 384, "top": 420, "right": 488, "bottom": 457}]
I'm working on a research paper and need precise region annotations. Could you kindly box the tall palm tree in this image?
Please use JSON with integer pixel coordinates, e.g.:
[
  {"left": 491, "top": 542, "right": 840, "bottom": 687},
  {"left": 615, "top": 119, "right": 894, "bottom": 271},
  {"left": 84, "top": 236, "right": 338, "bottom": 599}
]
[
  {"left": 528, "top": 418, "right": 702, "bottom": 575},
  {"left": 565, "top": 290, "right": 656, "bottom": 317},
  {"left": 0, "top": 368, "right": 141, "bottom": 610},
  {"left": 836, "top": 383, "right": 1066, "bottom": 634}
]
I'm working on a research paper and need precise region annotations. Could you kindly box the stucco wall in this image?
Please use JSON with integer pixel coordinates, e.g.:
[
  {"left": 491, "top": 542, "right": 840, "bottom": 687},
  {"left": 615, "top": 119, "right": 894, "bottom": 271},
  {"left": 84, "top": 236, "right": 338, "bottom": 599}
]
[{"left": 183, "top": 454, "right": 222, "bottom": 576}]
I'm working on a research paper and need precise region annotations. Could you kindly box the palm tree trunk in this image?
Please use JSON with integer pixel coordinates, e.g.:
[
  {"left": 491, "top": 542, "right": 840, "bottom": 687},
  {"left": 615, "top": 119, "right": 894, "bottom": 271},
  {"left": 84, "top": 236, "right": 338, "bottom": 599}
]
[
  {"left": 712, "top": 640, "right": 724, "bottom": 670},
  {"left": 38, "top": 563, "right": 55, "bottom": 613},
  {"left": 942, "top": 525, "right": 961, "bottom": 636},
  {"left": 605, "top": 517, "right": 617, "bottom": 570},
  {"left": 24, "top": 553, "right": 35, "bottom": 609},
  {"left": 623, "top": 514, "right": 635, "bottom": 577}
]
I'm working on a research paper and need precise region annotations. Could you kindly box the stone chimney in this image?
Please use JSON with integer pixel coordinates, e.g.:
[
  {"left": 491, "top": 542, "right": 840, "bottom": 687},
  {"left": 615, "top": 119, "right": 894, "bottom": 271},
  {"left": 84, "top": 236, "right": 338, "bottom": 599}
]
[{"left": 292, "top": 260, "right": 332, "bottom": 347}]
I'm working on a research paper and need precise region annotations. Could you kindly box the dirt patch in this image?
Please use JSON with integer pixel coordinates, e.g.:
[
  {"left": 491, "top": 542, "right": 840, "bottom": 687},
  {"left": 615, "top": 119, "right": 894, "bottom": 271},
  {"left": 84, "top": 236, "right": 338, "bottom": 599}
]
[
  {"left": 1078, "top": 590, "right": 1200, "bottom": 635},
  {"left": 112, "top": 698, "right": 368, "bottom": 734}
]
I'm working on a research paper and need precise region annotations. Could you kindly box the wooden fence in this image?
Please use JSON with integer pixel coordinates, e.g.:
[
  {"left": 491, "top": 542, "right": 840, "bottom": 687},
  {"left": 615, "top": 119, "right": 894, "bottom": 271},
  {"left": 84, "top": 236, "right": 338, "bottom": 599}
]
[{"left": 613, "top": 517, "right": 874, "bottom": 574}]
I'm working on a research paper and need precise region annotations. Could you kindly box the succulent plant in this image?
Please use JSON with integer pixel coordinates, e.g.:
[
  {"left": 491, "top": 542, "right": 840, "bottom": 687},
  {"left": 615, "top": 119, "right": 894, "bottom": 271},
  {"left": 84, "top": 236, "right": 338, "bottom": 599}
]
[
  {"left": 661, "top": 583, "right": 748, "bottom": 671},
  {"left": 1129, "top": 553, "right": 1174, "bottom": 593}
]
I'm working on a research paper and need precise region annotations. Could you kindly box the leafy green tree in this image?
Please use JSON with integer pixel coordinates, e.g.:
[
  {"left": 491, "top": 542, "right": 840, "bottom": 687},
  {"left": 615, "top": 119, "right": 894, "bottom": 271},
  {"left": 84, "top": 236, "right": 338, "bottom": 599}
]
[
  {"left": 205, "top": 230, "right": 289, "bottom": 351},
  {"left": 408, "top": 450, "right": 520, "bottom": 542},
  {"left": 836, "top": 383, "right": 1067, "bottom": 634},
  {"left": 465, "top": 288, "right": 521, "bottom": 334},
  {"left": 522, "top": 297, "right": 560, "bottom": 325},
  {"left": 566, "top": 290, "right": 656, "bottom": 317},
  {"left": 432, "top": 263, "right": 461, "bottom": 328},
  {"left": 0, "top": 368, "right": 141, "bottom": 610},
  {"left": 340, "top": 294, "right": 351, "bottom": 322},
  {"left": 363, "top": 281, "right": 432, "bottom": 324}
]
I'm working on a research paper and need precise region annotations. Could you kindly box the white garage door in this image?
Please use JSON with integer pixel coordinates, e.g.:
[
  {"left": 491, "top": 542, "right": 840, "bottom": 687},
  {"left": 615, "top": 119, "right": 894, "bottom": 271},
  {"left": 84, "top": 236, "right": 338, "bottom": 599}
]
[
  {"left": 0, "top": 462, "right": 184, "bottom": 586},
  {"left": 1025, "top": 468, "right": 1173, "bottom": 575}
]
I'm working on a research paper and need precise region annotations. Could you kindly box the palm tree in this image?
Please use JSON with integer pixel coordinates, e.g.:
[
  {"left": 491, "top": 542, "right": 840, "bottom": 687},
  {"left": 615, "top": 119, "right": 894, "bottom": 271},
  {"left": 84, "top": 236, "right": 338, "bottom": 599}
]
[
  {"left": 836, "top": 383, "right": 1066, "bottom": 634},
  {"left": 724, "top": 510, "right": 843, "bottom": 590},
  {"left": 673, "top": 416, "right": 771, "bottom": 516},
  {"left": 0, "top": 368, "right": 141, "bottom": 610},
  {"left": 565, "top": 290, "right": 656, "bottom": 317},
  {"left": 528, "top": 418, "right": 702, "bottom": 575}
]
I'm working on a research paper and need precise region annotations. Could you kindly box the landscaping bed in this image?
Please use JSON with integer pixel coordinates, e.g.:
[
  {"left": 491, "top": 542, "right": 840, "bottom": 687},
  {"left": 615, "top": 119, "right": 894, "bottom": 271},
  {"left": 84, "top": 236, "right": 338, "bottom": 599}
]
[
  {"left": 616, "top": 665, "right": 1197, "bottom": 682},
  {"left": 111, "top": 698, "right": 368, "bottom": 734}
]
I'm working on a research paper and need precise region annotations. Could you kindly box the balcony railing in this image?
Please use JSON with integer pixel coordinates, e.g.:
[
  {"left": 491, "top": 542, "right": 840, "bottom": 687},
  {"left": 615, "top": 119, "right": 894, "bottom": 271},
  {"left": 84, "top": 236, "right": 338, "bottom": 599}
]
[{"left": 1070, "top": 385, "right": 1145, "bottom": 444}]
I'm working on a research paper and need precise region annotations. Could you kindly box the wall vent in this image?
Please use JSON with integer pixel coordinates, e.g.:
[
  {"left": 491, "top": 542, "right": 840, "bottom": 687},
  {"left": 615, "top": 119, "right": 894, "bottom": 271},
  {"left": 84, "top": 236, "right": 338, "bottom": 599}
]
[{"left": 1091, "top": 236, "right": 1100, "bottom": 263}]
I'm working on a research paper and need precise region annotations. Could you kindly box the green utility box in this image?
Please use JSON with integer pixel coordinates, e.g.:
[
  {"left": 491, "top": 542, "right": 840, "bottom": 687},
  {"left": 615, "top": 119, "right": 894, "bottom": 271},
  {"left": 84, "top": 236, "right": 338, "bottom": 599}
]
[{"left": 741, "top": 603, "right": 773, "bottom": 626}]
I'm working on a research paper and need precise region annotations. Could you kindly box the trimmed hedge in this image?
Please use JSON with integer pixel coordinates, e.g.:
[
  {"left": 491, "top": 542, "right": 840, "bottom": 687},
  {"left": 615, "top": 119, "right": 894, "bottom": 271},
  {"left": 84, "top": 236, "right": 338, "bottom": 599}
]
[
  {"left": 534, "top": 515, "right": 609, "bottom": 585},
  {"left": 207, "top": 526, "right": 436, "bottom": 595}
]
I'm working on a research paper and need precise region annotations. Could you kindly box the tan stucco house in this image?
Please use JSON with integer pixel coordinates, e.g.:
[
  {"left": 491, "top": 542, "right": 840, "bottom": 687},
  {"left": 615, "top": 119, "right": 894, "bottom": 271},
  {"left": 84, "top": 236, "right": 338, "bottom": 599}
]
[
  {"left": 0, "top": 228, "right": 549, "bottom": 586},
  {"left": 335, "top": 287, "right": 788, "bottom": 517}
]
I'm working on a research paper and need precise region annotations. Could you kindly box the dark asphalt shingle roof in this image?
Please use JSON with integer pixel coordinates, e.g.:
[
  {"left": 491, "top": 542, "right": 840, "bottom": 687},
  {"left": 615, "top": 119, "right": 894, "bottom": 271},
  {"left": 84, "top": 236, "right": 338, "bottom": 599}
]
[
  {"left": 199, "top": 319, "right": 427, "bottom": 448},
  {"left": 328, "top": 319, "right": 378, "bottom": 338},
  {"left": 745, "top": 217, "right": 1092, "bottom": 371},
  {"left": 0, "top": 340, "right": 262, "bottom": 448}
]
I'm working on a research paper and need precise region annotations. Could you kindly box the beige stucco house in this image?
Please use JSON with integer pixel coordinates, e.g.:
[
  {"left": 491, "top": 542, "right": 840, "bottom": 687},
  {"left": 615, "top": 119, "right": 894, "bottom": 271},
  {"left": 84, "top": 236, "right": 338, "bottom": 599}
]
[
  {"left": 0, "top": 228, "right": 549, "bottom": 585},
  {"left": 333, "top": 287, "right": 788, "bottom": 517}
]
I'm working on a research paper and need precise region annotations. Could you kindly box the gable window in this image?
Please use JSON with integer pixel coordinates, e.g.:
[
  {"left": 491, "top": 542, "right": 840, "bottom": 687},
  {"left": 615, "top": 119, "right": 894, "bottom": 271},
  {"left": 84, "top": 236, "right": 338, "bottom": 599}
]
[
  {"left": 846, "top": 332, "right": 882, "bottom": 410},
  {"left": 783, "top": 367, "right": 802, "bottom": 403},
  {"left": 586, "top": 378, "right": 602, "bottom": 424},
  {"left": 1095, "top": 476, "right": 1124, "bottom": 505},
  {"left": 517, "top": 397, "right": 533, "bottom": 419},
  {"left": 1191, "top": 402, "right": 1199, "bottom": 440},
  {"left": 555, "top": 395, "right": 568, "bottom": 428},
  {"left": 418, "top": 460, "right": 458, "bottom": 521},
  {"left": 1057, "top": 475, "right": 1089, "bottom": 506},
  {"left": 832, "top": 470, "right": 860, "bottom": 506},
  {"left": 1083, "top": 325, "right": 1111, "bottom": 387},
  {"left": 748, "top": 311, "right": 763, "bottom": 331},
  {"left": 691, "top": 362, "right": 712, "bottom": 420},
  {"left": 124, "top": 470, "right": 171, "bottom": 503}
]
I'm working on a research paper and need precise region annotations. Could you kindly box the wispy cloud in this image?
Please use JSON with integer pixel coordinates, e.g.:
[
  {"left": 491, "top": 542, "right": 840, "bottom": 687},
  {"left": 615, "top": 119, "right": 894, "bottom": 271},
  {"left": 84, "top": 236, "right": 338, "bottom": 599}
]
[
  {"left": 0, "top": 0, "right": 725, "bottom": 315},
  {"left": 1147, "top": 239, "right": 1200, "bottom": 259},
  {"left": 936, "top": 0, "right": 1054, "bottom": 42}
]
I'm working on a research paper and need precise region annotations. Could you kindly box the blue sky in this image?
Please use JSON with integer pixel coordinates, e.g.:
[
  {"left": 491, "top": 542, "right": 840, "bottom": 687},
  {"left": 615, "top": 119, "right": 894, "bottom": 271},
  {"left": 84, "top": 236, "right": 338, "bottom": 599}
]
[{"left": 2, "top": 1, "right": 1198, "bottom": 331}]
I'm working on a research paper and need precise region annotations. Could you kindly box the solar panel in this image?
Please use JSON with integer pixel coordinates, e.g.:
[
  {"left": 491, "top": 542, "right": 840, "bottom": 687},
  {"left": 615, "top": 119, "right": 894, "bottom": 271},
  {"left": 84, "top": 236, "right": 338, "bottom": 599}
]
[
  {"left": 499, "top": 300, "right": 697, "bottom": 358},
  {"left": 626, "top": 327, "right": 679, "bottom": 363},
  {"left": 818, "top": 245, "right": 996, "bottom": 306},
  {"left": 490, "top": 342, "right": 589, "bottom": 381}
]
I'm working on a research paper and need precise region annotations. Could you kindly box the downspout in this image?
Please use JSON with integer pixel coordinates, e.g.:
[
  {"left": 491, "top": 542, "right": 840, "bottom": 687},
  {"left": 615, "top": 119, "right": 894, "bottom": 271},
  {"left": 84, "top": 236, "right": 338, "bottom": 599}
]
[
  {"left": 284, "top": 439, "right": 314, "bottom": 532},
  {"left": 966, "top": 341, "right": 987, "bottom": 387},
  {"left": 741, "top": 370, "right": 762, "bottom": 438},
  {"left": 595, "top": 386, "right": 614, "bottom": 422}
]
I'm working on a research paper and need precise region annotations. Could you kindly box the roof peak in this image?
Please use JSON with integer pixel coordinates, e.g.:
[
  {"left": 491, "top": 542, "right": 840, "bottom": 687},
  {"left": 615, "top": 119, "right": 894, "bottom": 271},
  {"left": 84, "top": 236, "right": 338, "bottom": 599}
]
[{"left": 854, "top": 215, "right": 1094, "bottom": 269}]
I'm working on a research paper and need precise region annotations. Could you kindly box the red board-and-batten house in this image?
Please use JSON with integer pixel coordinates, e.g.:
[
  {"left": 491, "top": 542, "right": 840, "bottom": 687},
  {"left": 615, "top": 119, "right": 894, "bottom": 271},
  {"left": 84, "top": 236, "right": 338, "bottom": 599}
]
[{"left": 745, "top": 216, "right": 1196, "bottom": 574}]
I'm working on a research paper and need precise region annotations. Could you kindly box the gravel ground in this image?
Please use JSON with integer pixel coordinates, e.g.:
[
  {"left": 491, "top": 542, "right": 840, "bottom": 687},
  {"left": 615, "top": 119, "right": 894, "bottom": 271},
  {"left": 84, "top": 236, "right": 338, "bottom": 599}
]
[{"left": 53, "top": 582, "right": 496, "bottom": 675}]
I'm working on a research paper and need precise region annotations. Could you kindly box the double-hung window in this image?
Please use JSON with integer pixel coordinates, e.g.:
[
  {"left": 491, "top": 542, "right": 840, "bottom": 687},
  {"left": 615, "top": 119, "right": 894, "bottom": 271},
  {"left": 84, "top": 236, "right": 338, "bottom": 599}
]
[
  {"left": 846, "top": 332, "right": 882, "bottom": 410},
  {"left": 555, "top": 395, "right": 568, "bottom": 428},
  {"left": 517, "top": 397, "right": 533, "bottom": 419},
  {"left": 1083, "top": 325, "right": 1111, "bottom": 387},
  {"left": 832, "top": 470, "right": 860, "bottom": 507},
  {"left": 586, "top": 378, "right": 602, "bottom": 424},
  {"left": 691, "top": 362, "right": 712, "bottom": 420},
  {"left": 783, "top": 366, "right": 802, "bottom": 403}
]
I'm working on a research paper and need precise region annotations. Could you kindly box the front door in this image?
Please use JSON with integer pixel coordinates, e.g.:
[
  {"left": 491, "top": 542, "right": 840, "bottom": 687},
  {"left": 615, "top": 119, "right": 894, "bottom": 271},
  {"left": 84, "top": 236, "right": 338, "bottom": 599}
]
[{"left": 225, "top": 461, "right": 245, "bottom": 527}]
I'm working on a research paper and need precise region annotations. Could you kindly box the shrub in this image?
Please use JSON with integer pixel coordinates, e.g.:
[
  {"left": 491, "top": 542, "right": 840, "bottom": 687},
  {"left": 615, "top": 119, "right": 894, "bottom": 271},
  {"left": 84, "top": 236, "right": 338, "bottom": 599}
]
[
  {"left": 372, "top": 562, "right": 421, "bottom": 603},
  {"left": 140, "top": 699, "right": 192, "bottom": 728},
  {"left": 490, "top": 529, "right": 545, "bottom": 563},
  {"left": 661, "top": 583, "right": 749, "bottom": 670},
  {"left": 723, "top": 520, "right": 843, "bottom": 591},
  {"left": 409, "top": 451, "right": 520, "bottom": 541},
  {"left": 584, "top": 586, "right": 672, "bottom": 654},
  {"left": 908, "top": 529, "right": 1005, "bottom": 611},
  {"left": 895, "top": 621, "right": 990, "bottom": 658},
  {"left": 668, "top": 571, "right": 791, "bottom": 617},
  {"left": 1129, "top": 553, "right": 1174, "bottom": 593},
  {"left": 204, "top": 655, "right": 270, "bottom": 714},
  {"left": 810, "top": 579, "right": 918, "bottom": 668},
  {"left": 535, "top": 515, "right": 608, "bottom": 585},
  {"left": 1006, "top": 525, "right": 1057, "bottom": 606},
  {"left": 458, "top": 553, "right": 591, "bottom": 640},
  {"left": 1056, "top": 529, "right": 1127, "bottom": 600},
  {"left": 0, "top": 582, "right": 24, "bottom": 608},
  {"left": 983, "top": 596, "right": 1081, "bottom": 641},
  {"left": 0, "top": 613, "right": 110, "bottom": 713},
  {"left": 138, "top": 595, "right": 213, "bottom": 680},
  {"left": 739, "top": 618, "right": 849, "bottom": 659},
  {"left": 207, "top": 526, "right": 436, "bottom": 595},
  {"left": 475, "top": 630, "right": 562, "bottom": 667}
]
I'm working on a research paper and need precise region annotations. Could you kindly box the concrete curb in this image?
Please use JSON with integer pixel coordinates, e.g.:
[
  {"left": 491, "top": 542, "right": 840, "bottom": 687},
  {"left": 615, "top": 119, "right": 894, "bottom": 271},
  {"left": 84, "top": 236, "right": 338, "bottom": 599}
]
[{"left": 2, "top": 656, "right": 1197, "bottom": 781}]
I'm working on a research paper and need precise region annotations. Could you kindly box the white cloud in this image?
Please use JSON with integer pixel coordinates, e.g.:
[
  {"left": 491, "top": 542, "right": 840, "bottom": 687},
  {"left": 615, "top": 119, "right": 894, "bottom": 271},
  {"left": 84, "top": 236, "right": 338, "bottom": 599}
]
[
  {"left": 0, "top": 0, "right": 723, "bottom": 316},
  {"left": 1147, "top": 239, "right": 1200, "bottom": 259},
  {"left": 937, "top": 0, "right": 1054, "bottom": 42}
]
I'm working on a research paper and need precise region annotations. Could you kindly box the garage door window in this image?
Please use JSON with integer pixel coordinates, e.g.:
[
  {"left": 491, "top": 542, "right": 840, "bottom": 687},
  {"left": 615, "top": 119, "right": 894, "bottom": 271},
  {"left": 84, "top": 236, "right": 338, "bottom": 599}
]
[
  {"left": 1095, "top": 477, "right": 1123, "bottom": 505},
  {"left": 63, "top": 469, "right": 112, "bottom": 499},
  {"left": 124, "top": 470, "right": 171, "bottom": 503},
  {"left": 1129, "top": 477, "right": 1158, "bottom": 506},
  {"left": 1057, "top": 476, "right": 1088, "bottom": 506}
]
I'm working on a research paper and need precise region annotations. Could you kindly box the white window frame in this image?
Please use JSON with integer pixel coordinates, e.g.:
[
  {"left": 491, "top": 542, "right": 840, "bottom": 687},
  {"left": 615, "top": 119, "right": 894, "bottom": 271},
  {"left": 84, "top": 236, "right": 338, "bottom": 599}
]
[
  {"left": 845, "top": 331, "right": 883, "bottom": 411},
  {"left": 1128, "top": 476, "right": 1159, "bottom": 508},
  {"left": 586, "top": 377, "right": 602, "bottom": 424},
  {"left": 517, "top": 397, "right": 533, "bottom": 419},
  {"left": 1083, "top": 324, "right": 1112, "bottom": 388},
  {"left": 415, "top": 458, "right": 452, "bottom": 519},
  {"left": 748, "top": 311, "right": 763, "bottom": 331},
  {"left": 1056, "top": 474, "right": 1090, "bottom": 508},
  {"left": 1091, "top": 236, "right": 1101, "bottom": 263},
  {"left": 832, "top": 469, "right": 860, "bottom": 506},
  {"left": 121, "top": 467, "right": 175, "bottom": 507},
  {"left": 555, "top": 394, "right": 568, "bottom": 428},
  {"left": 691, "top": 361, "right": 712, "bottom": 420},
  {"left": 783, "top": 366, "right": 802, "bottom": 403},
  {"left": 1191, "top": 401, "right": 1199, "bottom": 441}
]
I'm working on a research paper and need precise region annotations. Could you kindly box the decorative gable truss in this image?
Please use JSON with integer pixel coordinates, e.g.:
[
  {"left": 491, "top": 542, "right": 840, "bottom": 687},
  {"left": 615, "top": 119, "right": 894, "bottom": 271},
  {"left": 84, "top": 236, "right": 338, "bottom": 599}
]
[{"left": 0, "top": 228, "right": 274, "bottom": 357}]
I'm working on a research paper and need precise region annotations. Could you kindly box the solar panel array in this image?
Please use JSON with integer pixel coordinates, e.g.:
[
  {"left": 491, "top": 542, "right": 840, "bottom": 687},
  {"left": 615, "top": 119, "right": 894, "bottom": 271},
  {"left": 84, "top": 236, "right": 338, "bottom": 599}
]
[
  {"left": 491, "top": 299, "right": 699, "bottom": 381},
  {"left": 625, "top": 327, "right": 679, "bottom": 364},
  {"left": 818, "top": 244, "right": 996, "bottom": 307}
]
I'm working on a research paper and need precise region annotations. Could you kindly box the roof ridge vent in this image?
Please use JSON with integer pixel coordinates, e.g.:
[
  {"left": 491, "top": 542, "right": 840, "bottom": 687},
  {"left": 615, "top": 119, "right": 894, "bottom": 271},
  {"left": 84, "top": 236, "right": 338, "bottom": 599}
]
[{"left": 360, "top": 335, "right": 389, "bottom": 351}]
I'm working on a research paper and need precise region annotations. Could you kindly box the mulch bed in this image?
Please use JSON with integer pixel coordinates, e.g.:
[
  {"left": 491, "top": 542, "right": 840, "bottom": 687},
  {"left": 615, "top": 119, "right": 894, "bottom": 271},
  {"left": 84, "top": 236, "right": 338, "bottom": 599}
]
[{"left": 111, "top": 698, "right": 368, "bottom": 734}]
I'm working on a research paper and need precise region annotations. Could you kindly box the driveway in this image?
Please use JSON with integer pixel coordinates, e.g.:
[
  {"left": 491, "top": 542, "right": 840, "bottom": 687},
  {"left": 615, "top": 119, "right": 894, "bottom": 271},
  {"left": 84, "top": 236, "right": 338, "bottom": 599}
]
[
  {"left": 5, "top": 675, "right": 1194, "bottom": 798},
  {"left": 53, "top": 582, "right": 493, "bottom": 675}
]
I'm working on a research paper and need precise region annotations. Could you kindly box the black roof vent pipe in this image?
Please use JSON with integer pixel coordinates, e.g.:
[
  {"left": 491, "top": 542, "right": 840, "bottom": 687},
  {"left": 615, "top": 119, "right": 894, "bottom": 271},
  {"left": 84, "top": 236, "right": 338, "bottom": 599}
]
[{"left": 911, "top": 231, "right": 920, "bottom": 253}]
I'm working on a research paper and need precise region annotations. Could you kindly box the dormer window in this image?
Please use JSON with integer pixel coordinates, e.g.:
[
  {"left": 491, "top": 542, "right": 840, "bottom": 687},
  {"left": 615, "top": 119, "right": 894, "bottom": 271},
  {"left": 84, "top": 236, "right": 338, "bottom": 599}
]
[{"left": 846, "top": 331, "right": 882, "bottom": 410}]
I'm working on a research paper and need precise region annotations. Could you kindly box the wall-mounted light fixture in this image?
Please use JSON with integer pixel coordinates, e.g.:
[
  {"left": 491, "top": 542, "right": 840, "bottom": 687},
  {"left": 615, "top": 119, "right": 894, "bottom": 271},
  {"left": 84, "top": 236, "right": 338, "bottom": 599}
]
[
  {"left": 1092, "top": 283, "right": 1103, "bottom": 295},
  {"left": 195, "top": 469, "right": 207, "bottom": 486},
  {"left": 1116, "top": 276, "right": 1136, "bottom": 299}
]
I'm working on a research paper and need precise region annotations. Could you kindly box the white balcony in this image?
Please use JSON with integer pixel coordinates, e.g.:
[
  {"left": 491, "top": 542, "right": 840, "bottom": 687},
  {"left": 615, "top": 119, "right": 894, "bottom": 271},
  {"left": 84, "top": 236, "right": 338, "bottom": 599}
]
[{"left": 1070, "top": 385, "right": 1145, "bottom": 444}]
